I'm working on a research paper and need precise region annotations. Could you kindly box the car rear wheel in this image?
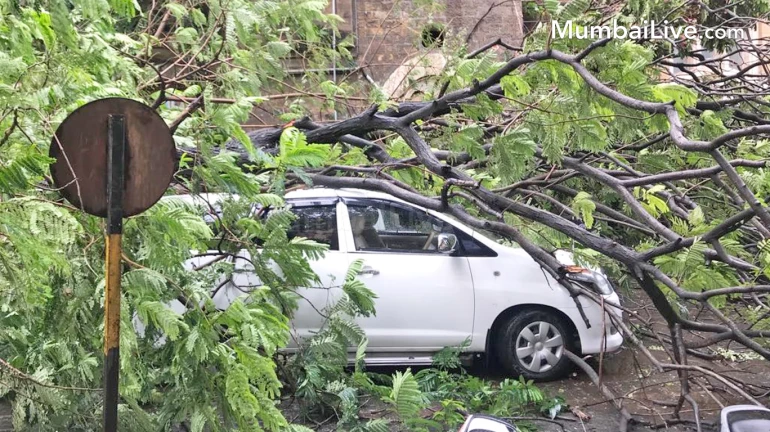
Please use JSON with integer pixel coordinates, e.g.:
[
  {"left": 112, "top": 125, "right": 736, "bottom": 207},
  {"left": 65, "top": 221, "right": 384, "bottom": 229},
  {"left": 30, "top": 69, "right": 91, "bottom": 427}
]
[{"left": 495, "top": 309, "right": 574, "bottom": 381}]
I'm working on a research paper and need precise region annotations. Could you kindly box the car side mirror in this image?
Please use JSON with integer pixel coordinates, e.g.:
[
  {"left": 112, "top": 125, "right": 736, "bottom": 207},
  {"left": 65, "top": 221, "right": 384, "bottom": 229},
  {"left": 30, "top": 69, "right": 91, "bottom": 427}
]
[
  {"left": 459, "top": 414, "right": 517, "bottom": 432},
  {"left": 437, "top": 233, "right": 458, "bottom": 253}
]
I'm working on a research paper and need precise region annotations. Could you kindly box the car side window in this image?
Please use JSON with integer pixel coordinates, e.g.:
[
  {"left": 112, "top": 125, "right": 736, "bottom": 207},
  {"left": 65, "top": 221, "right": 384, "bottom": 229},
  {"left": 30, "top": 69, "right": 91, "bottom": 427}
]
[
  {"left": 455, "top": 230, "right": 498, "bottom": 257},
  {"left": 287, "top": 205, "right": 339, "bottom": 250},
  {"left": 347, "top": 201, "right": 453, "bottom": 253}
]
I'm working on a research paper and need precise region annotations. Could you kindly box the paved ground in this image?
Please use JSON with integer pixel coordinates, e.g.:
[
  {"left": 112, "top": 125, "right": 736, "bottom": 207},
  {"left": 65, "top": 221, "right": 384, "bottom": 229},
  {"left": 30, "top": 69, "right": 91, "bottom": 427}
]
[{"left": 0, "top": 402, "right": 11, "bottom": 432}]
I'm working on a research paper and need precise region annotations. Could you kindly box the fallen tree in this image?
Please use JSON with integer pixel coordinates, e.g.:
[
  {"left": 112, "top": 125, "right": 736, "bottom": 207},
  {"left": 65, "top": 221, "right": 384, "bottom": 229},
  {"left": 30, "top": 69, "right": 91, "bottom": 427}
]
[
  {"left": 4, "top": 0, "right": 770, "bottom": 429},
  {"left": 160, "top": 1, "right": 770, "bottom": 429},
  {"left": 189, "top": 9, "right": 770, "bottom": 430}
]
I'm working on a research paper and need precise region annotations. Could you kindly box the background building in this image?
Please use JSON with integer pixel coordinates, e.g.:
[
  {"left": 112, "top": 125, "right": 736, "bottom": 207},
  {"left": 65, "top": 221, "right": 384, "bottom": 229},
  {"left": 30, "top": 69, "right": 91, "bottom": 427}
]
[{"left": 248, "top": 0, "right": 526, "bottom": 125}]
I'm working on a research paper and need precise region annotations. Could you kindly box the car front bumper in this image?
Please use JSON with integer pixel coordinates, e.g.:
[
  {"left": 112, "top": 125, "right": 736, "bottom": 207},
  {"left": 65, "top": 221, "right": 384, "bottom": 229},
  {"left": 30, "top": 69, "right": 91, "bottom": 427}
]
[{"left": 578, "top": 310, "right": 624, "bottom": 354}]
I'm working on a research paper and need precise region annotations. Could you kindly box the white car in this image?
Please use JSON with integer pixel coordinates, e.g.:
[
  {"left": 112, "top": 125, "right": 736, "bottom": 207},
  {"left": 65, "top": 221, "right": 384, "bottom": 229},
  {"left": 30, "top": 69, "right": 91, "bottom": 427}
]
[
  {"left": 460, "top": 414, "right": 517, "bottom": 432},
  {"left": 168, "top": 188, "right": 623, "bottom": 380},
  {"left": 718, "top": 405, "right": 770, "bottom": 432}
]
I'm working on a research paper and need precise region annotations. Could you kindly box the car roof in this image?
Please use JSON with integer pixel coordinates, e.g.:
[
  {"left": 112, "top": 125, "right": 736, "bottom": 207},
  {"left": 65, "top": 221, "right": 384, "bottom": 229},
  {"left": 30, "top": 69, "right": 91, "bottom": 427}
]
[
  {"left": 162, "top": 187, "right": 410, "bottom": 206},
  {"left": 284, "top": 187, "right": 406, "bottom": 202},
  {"left": 721, "top": 405, "right": 770, "bottom": 415}
]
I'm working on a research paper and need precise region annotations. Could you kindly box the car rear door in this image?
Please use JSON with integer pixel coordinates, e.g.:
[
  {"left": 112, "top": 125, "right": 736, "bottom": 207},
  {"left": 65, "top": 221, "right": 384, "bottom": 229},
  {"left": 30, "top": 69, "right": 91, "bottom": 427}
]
[
  {"left": 277, "top": 200, "right": 350, "bottom": 347},
  {"left": 222, "top": 199, "right": 350, "bottom": 348}
]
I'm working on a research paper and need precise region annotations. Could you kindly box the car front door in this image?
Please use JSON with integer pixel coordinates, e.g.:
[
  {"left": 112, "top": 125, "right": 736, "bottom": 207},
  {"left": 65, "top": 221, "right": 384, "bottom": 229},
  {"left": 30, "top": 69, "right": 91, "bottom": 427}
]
[{"left": 342, "top": 198, "right": 475, "bottom": 351}]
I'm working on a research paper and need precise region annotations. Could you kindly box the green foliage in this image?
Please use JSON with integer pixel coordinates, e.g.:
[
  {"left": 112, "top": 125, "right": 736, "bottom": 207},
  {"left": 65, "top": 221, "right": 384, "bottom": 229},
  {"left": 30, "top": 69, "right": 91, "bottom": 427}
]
[
  {"left": 365, "top": 345, "right": 551, "bottom": 431},
  {"left": 451, "top": 125, "right": 486, "bottom": 161},
  {"left": 278, "top": 127, "right": 331, "bottom": 169},
  {"left": 0, "top": 153, "right": 52, "bottom": 194},
  {"left": 760, "top": 240, "right": 770, "bottom": 280},
  {"left": 285, "top": 332, "right": 554, "bottom": 431},
  {"left": 0, "top": 0, "right": 345, "bottom": 417},
  {"left": 654, "top": 241, "right": 741, "bottom": 305},
  {"left": 491, "top": 129, "right": 537, "bottom": 184},
  {"left": 633, "top": 185, "right": 670, "bottom": 217},
  {"left": 387, "top": 369, "right": 423, "bottom": 420},
  {"left": 430, "top": 338, "right": 470, "bottom": 371},
  {"left": 342, "top": 259, "right": 378, "bottom": 318},
  {"left": 450, "top": 55, "right": 504, "bottom": 90},
  {"left": 652, "top": 84, "right": 698, "bottom": 115},
  {"left": 558, "top": 0, "right": 591, "bottom": 20},
  {"left": 500, "top": 74, "right": 531, "bottom": 98},
  {"left": 571, "top": 191, "right": 596, "bottom": 229},
  {"left": 692, "top": 110, "right": 729, "bottom": 140},
  {"left": 285, "top": 260, "right": 379, "bottom": 427}
]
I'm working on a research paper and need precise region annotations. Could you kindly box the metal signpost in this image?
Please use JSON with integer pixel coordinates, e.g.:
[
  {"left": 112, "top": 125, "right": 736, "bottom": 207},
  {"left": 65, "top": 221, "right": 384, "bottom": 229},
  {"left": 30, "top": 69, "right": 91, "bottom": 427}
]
[
  {"left": 103, "top": 114, "right": 125, "bottom": 431},
  {"left": 49, "top": 98, "right": 176, "bottom": 431}
]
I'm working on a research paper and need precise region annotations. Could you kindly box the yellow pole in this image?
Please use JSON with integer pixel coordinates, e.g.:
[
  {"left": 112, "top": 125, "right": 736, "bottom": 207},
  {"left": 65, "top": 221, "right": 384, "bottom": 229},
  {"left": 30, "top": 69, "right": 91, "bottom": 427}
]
[{"left": 104, "top": 233, "right": 122, "bottom": 354}]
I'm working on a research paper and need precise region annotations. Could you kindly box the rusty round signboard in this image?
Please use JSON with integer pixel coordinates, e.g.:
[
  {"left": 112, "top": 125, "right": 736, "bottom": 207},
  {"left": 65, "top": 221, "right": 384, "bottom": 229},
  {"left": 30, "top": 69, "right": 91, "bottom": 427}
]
[{"left": 49, "top": 98, "right": 176, "bottom": 217}]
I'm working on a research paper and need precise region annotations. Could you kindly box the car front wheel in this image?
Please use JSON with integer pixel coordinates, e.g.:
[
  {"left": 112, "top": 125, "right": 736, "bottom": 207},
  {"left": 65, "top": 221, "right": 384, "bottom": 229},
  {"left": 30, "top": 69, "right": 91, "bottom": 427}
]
[{"left": 495, "top": 309, "right": 574, "bottom": 381}]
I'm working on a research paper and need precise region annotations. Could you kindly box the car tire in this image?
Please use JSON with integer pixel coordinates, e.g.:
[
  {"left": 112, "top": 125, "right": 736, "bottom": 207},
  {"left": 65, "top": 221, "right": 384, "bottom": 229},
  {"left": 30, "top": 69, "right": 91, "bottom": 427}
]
[{"left": 495, "top": 309, "right": 574, "bottom": 381}]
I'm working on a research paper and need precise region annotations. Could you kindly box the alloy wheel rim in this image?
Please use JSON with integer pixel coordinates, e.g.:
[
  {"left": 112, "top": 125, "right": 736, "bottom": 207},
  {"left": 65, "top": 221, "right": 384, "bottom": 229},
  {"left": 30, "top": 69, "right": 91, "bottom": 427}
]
[{"left": 514, "top": 321, "right": 564, "bottom": 373}]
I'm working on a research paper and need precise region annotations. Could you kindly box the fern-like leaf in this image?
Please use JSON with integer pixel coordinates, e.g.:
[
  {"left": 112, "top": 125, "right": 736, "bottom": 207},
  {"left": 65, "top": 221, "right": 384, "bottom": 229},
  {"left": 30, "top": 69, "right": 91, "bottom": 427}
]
[{"left": 389, "top": 369, "right": 422, "bottom": 420}]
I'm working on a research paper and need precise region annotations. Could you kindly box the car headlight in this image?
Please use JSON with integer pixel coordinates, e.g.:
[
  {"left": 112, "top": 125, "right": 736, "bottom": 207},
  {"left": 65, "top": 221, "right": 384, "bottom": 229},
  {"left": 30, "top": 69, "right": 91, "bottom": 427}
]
[{"left": 563, "top": 266, "right": 614, "bottom": 296}]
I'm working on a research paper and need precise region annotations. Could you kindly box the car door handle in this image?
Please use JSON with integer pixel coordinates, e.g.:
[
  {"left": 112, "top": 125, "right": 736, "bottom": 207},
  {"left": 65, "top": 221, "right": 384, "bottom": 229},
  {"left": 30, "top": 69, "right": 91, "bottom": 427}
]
[{"left": 359, "top": 266, "right": 380, "bottom": 276}]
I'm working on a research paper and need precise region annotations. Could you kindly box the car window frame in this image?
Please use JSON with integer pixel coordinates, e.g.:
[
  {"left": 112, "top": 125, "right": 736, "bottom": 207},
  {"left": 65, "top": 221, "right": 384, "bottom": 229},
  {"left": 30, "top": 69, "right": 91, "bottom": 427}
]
[
  {"left": 342, "top": 197, "right": 490, "bottom": 256},
  {"left": 284, "top": 198, "right": 343, "bottom": 252}
]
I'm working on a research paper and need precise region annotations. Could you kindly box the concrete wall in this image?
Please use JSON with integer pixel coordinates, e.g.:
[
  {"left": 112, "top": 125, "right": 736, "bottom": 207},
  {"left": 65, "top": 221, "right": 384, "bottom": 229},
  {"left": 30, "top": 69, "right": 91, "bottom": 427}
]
[{"left": 352, "top": 0, "right": 524, "bottom": 82}]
